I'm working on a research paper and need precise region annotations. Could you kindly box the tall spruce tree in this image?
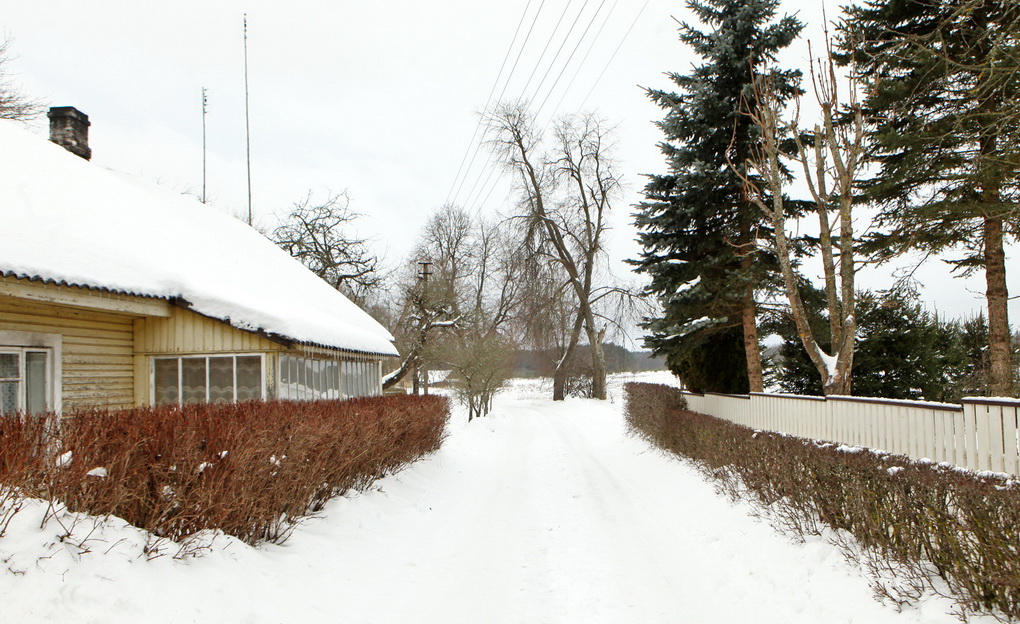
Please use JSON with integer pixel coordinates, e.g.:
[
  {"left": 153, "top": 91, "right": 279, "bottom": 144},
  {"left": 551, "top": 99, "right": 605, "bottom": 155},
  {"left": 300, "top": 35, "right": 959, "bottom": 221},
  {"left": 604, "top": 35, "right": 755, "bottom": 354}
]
[
  {"left": 632, "top": 0, "right": 802, "bottom": 393},
  {"left": 842, "top": 0, "right": 1020, "bottom": 396}
]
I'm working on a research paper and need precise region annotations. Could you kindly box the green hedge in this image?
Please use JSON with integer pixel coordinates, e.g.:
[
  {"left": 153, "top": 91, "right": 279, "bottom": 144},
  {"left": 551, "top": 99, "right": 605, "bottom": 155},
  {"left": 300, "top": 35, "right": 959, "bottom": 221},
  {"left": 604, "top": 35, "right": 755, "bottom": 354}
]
[{"left": 625, "top": 382, "right": 1020, "bottom": 622}]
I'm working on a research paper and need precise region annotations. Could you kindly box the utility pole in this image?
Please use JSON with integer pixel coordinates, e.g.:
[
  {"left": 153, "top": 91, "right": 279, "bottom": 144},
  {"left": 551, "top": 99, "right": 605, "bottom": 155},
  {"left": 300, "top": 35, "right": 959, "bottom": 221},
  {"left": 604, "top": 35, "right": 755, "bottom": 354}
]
[
  {"left": 418, "top": 260, "right": 434, "bottom": 282},
  {"left": 416, "top": 260, "right": 434, "bottom": 396},
  {"left": 243, "top": 14, "right": 253, "bottom": 226},
  {"left": 201, "top": 87, "right": 208, "bottom": 204}
]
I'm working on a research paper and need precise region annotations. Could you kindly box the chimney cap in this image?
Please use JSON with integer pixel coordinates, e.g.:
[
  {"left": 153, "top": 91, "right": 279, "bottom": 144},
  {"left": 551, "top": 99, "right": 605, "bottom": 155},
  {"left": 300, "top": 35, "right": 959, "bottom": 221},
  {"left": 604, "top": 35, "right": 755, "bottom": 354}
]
[
  {"left": 47, "top": 106, "right": 91, "bottom": 126},
  {"left": 48, "top": 106, "right": 91, "bottom": 160}
]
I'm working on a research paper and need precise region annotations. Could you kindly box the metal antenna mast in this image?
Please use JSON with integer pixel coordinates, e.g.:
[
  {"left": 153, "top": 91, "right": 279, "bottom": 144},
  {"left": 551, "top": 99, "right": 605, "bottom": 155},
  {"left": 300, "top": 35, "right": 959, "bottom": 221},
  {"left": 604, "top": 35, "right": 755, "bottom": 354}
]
[
  {"left": 201, "top": 87, "right": 208, "bottom": 204},
  {"left": 243, "top": 14, "right": 253, "bottom": 225}
]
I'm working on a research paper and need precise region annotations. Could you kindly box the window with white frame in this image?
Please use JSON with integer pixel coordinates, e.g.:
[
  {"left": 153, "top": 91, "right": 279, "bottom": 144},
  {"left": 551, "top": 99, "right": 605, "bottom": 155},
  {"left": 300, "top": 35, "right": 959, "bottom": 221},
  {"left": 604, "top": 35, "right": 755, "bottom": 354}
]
[
  {"left": 279, "top": 356, "right": 380, "bottom": 400},
  {"left": 0, "top": 347, "right": 52, "bottom": 415},
  {"left": 152, "top": 355, "right": 264, "bottom": 405},
  {"left": 341, "top": 359, "right": 380, "bottom": 398}
]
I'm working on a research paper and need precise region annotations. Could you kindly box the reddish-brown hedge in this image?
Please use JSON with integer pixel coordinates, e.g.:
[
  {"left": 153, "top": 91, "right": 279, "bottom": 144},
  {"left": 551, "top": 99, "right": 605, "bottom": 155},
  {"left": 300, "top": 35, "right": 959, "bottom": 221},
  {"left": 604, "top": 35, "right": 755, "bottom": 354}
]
[
  {"left": 0, "top": 395, "right": 448, "bottom": 545},
  {"left": 625, "top": 382, "right": 1020, "bottom": 622}
]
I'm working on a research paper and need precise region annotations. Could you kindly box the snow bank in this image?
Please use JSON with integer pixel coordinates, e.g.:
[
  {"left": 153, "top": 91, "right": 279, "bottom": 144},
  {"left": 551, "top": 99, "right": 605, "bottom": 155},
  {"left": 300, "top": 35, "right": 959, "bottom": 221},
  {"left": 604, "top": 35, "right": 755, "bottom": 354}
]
[
  {"left": 0, "top": 373, "right": 980, "bottom": 623},
  {"left": 0, "top": 120, "right": 396, "bottom": 356}
]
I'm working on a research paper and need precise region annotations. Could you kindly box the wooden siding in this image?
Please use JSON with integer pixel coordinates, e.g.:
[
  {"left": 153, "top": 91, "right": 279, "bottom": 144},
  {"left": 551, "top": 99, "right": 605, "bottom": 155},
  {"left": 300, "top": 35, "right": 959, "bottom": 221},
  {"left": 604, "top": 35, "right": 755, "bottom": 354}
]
[
  {"left": 134, "top": 308, "right": 285, "bottom": 355},
  {"left": 0, "top": 278, "right": 390, "bottom": 408},
  {"left": 0, "top": 295, "right": 135, "bottom": 411},
  {"left": 0, "top": 275, "right": 171, "bottom": 317}
]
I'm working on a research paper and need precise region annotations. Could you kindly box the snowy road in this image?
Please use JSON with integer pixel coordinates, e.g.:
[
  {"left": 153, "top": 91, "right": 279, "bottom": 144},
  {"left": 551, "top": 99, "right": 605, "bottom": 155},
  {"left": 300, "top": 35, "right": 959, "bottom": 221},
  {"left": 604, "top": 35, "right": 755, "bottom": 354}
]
[{"left": 1, "top": 375, "right": 980, "bottom": 623}]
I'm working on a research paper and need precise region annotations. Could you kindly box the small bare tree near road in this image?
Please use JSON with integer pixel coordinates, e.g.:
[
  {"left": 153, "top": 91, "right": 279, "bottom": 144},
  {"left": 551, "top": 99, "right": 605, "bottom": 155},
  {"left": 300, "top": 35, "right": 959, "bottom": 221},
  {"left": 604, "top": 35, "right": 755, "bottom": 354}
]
[{"left": 400, "top": 205, "right": 524, "bottom": 418}]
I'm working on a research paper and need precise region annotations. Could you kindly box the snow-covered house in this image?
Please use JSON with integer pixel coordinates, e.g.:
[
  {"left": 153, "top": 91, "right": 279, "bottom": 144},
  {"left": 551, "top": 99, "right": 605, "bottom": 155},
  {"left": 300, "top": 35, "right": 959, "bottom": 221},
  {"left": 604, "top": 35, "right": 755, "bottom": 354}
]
[{"left": 0, "top": 109, "right": 398, "bottom": 415}]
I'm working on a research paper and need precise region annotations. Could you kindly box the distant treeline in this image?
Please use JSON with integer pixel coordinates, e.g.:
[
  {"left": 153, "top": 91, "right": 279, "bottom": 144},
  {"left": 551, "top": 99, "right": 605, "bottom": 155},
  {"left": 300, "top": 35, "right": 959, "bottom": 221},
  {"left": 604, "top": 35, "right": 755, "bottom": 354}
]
[{"left": 513, "top": 344, "right": 665, "bottom": 378}]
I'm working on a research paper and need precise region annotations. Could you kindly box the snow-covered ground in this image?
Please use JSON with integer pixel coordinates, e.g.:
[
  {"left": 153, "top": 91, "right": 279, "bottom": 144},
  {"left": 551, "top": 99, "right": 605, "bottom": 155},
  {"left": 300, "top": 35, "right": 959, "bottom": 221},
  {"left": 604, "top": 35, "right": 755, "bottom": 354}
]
[{"left": 0, "top": 372, "right": 986, "bottom": 623}]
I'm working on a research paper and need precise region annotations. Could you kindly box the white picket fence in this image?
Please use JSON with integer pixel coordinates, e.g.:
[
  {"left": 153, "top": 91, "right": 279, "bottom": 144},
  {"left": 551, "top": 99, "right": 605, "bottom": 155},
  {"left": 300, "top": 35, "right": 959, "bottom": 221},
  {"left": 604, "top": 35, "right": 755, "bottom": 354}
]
[{"left": 682, "top": 391, "right": 1020, "bottom": 477}]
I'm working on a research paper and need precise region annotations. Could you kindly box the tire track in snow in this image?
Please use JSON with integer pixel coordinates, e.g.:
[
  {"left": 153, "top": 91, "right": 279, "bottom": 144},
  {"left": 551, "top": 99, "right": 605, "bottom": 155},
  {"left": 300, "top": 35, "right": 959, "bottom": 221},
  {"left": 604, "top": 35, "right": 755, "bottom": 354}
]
[{"left": 264, "top": 388, "right": 977, "bottom": 624}]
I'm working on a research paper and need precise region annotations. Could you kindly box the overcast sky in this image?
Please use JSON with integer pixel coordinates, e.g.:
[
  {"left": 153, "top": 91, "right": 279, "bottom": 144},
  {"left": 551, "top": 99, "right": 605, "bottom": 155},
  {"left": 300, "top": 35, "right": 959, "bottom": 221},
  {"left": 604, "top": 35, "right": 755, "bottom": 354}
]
[{"left": 3, "top": 0, "right": 1015, "bottom": 328}]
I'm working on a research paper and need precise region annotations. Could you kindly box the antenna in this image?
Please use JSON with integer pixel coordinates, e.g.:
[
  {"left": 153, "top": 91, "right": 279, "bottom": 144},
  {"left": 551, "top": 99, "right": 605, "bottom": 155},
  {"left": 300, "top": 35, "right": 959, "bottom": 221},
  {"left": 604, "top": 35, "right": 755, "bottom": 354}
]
[
  {"left": 243, "top": 14, "right": 253, "bottom": 226},
  {"left": 201, "top": 87, "right": 208, "bottom": 204}
]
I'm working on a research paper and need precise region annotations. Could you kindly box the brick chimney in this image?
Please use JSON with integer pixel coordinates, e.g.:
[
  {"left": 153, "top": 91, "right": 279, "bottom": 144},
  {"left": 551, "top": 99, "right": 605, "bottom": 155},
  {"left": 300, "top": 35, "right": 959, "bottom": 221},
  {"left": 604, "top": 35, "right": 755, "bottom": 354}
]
[{"left": 47, "top": 106, "right": 91, "bottom": 160}]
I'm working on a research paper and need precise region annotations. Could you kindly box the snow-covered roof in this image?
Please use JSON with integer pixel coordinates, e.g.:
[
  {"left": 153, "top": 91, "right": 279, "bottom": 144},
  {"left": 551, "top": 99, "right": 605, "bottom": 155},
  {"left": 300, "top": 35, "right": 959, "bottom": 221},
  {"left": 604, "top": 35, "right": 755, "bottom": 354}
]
[{"left": 0, "top": 120, "right": 397, "bottom": 357}]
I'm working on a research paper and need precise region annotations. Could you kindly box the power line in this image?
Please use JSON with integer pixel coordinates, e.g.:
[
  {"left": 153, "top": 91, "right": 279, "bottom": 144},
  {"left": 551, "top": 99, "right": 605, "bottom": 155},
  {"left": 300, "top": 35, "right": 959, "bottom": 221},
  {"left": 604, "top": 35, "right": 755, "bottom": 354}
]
[
  {"left": 461, "top": 0, "right": 595, "bottom": 211},
  {"left": 575, "top": 0, "right": 651, "bottom": 113},
  {"left": 528, "top": 0, "right": 601, "bottom": 116},
  {"left": 448, "top": 0, "right": 550, "bottom": 208},
  {"left": 457, "top": 0, "right": 653, "bottom": 217},
  {"left": 463, "top": 149, "right": 505, "bottom": 215},
  {"left": 466, "top": 0, "right": 613, "bottom": 211},
  {"left": 489, "top": 0, "right": 550, "bottom": 112},
  {"left": 467, "top": 0, "right": 649, "bottom": 215},
  {"left": 471, "top": 162, "right": 513, "bottom": 217},
  {"left": 515, "top": 0, "right": 579, "bottom": 101},
  {"left": 540, "top": 0, "right": 620, "bottom": 126},
  {"left": 444, "top": 0, "right": 536, "bottom": 206}
]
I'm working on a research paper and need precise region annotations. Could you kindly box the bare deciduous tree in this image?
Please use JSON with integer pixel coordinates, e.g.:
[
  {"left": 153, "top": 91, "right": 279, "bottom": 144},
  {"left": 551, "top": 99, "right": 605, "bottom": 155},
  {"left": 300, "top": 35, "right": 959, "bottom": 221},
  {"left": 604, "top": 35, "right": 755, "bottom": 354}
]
[
  {"left": 487, "top": 103, "right": 623, "bottom": 401},
  {"left": 742, "top": 41, "right": 868, "bottom": 396},
  {"left": 0, "top": 37, "right": 42, "bottom": 122},
  {"left": 272, "top": 191, "right": 383, "bottom": 305},
  {"left": 382, "top": 205, "right": 524, "bottom": 412},
  {"left": 407, "top": 205, "right": 524, "bottom": 417}
]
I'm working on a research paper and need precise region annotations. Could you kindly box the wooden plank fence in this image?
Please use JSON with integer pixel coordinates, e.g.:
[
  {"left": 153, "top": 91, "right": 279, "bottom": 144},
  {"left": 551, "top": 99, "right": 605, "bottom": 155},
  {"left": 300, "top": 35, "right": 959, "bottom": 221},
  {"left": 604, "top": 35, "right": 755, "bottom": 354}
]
[{"left": 682, "top": 391, "right": 1020, "bottom": 477}]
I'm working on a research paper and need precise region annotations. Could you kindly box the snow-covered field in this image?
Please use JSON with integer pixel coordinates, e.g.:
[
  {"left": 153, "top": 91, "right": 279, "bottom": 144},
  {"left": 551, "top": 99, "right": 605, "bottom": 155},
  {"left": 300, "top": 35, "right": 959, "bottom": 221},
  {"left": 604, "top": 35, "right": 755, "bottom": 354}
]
[{"left": 0, "top": 373, "right": 986, "bottom": 623}]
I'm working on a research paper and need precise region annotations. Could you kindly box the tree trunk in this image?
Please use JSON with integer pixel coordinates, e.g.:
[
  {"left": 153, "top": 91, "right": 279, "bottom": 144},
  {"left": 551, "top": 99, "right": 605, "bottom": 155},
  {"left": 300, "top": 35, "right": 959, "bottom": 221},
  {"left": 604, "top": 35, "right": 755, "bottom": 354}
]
[
  {"left": 984, "top": 215, "right": 1012, "bottom": 396},
  {"left": 553, "top": 311, "right": 585, "bottom": 401},
  {"left": 586, "top": 325, "right": 608, "bottom": 400},
  {"left": 741, "top": 277, "right": 764, "bottom": 393}
]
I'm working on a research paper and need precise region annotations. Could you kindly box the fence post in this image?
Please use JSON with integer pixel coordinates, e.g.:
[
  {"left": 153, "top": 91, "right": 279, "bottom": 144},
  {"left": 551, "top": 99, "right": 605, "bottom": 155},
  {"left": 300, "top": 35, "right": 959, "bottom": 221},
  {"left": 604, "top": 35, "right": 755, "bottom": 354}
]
[
  {"left": 921, "top": 408, "right": 936, "bottom": 462},
  {"left": 1004, "top": 404, "right": 1019, "bottom": 477},
  {"left": 962, "top": 401, "right": 979, "bottom": 471}
]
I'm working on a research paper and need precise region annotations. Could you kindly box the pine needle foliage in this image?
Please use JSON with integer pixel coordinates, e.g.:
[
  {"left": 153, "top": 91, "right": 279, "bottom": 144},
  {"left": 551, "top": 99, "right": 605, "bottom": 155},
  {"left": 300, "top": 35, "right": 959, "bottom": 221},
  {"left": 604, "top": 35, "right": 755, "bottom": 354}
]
[
  {"left": 632, "top": 0, "right": 803, "bottom": 393},
  {"left": 841, "top": 0, "right": 1020, "bottom": 395}
]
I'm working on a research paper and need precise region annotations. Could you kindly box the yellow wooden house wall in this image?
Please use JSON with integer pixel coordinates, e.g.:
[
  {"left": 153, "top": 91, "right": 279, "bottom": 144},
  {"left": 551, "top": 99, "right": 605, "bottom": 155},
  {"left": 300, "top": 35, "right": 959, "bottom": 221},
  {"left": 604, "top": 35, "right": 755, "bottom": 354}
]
[
  {"left": 0, "top": 292, "right": 137, "bottom": 411},
  {"left": 133, "top": 310, "right": 287, "bottom": 404},
  {"left": 1, "top": 277, "right": 388, "bottom": 410},
  {"left": 133, "top": 310, "right": 284, "bottom": 355}
]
